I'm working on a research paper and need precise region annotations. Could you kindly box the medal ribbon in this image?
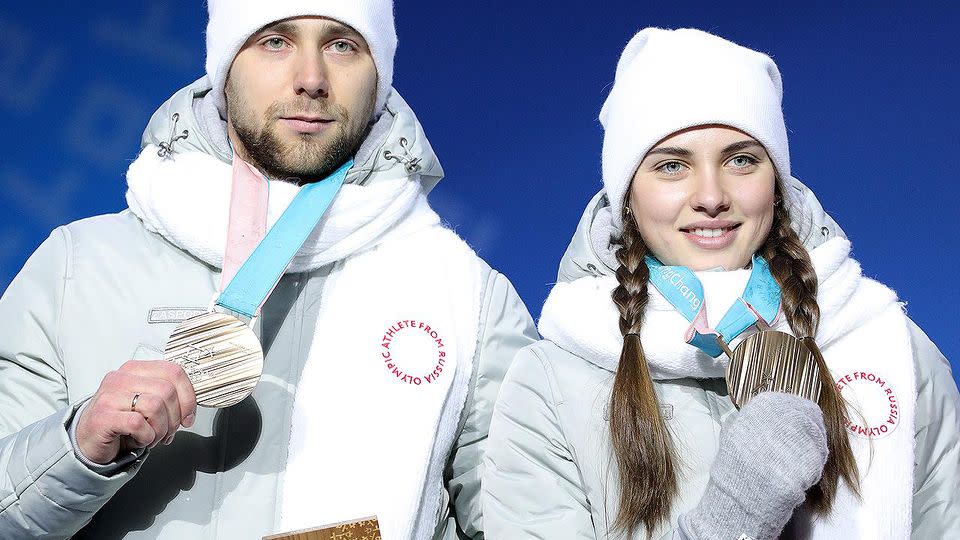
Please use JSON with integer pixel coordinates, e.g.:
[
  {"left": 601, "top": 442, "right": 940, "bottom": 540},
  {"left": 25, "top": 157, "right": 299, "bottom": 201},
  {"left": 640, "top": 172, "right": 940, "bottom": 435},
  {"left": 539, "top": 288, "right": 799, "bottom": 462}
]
[
  {"left": 645, "top": 254, "right": 781, "bottom": 358},
  {"left": 215, "top": 159, "right": 353, "bottom": 320},
  {"left": 220, "top": 158, "right": 270, "bottom": 289}
]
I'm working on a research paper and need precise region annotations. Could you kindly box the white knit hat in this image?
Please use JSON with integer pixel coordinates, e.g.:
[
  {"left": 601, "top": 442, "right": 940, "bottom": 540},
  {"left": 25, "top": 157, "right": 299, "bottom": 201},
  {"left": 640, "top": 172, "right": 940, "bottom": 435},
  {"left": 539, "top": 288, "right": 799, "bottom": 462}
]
[
  {"left": 205, "top": 0, "right": 397, "bottom": 116},
  {"left": 600, "top": 28, "right": 790, "bottom": 229}
]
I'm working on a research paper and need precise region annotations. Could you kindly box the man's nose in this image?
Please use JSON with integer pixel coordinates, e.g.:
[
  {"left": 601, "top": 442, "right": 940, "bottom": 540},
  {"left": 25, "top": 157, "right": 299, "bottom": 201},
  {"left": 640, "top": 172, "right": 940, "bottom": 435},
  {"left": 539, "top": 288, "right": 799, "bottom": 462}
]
[{"left": 293, "top": 49, "right": 330, "bottom": 99}]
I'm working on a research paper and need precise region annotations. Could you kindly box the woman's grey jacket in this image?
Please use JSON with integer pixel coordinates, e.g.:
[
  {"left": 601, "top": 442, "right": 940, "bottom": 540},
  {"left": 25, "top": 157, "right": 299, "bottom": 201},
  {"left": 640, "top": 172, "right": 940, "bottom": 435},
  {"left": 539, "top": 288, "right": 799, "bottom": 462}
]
[
  {"left": 482, "top": 190, "right": 960, "bottom": 539},
  {"left": 0, "top": 79, "right": 538, "bottom": 539}
]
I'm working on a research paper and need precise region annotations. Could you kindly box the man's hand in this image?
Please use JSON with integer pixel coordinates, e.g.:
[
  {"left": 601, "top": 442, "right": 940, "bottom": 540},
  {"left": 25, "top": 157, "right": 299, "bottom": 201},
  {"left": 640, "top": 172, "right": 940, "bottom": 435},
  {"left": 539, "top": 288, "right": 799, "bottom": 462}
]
[{"left": 75, "top": 360, "right": 197, "bottom": 465}]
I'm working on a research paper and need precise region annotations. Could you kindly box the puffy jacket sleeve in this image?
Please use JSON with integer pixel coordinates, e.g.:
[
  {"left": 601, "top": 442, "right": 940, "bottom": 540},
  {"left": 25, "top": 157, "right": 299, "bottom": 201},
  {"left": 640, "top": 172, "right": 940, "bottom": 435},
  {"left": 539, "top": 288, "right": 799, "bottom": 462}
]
[
  {"left": 441, "top": 269, "right": 538, "bottom": 538},
  {"left": 482, "top": 345, "right": 596, "bottom": 539},
  {"left": 908, "top": 319, "right": 960, "bottom": 537},
  {"left": 0, "top": 228, "right": 140, "bottom": 538}
]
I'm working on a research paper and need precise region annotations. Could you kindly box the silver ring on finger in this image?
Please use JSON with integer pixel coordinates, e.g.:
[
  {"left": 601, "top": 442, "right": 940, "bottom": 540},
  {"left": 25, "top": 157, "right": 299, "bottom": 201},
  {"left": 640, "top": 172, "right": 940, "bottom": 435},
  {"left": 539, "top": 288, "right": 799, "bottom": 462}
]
[{"left": 131, "top": 392, "right": 142, "bottom": 412}]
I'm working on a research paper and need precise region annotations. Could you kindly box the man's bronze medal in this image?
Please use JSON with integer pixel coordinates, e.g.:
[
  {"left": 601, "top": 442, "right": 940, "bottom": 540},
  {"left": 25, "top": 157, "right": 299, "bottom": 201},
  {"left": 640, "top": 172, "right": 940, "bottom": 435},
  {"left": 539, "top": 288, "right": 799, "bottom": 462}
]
[
  {"left": 164, "top": 160, "right": 353, "bottom": 408},
  {"left": 165, "top": 312, "right": 264, "bottom": 408}
]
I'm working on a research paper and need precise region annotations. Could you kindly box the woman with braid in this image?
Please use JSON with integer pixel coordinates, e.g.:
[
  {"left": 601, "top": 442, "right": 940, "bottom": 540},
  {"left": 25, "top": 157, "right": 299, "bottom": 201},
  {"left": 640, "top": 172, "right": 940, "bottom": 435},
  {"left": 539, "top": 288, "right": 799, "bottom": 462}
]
[{"left": 481, "top": 28, "right": 959, "bottom": 539}]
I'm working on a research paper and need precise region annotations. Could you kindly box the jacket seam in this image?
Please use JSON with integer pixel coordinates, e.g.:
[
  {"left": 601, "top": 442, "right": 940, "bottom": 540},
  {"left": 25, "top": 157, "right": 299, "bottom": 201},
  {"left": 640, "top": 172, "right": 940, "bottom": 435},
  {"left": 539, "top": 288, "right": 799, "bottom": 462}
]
[
  {"left": 54, "top": 227, "right": 70, "bottom": 377},
  {"left": 524, "top": 347, "right": 577, "bottom": 457},
  {"left": 451, "top": 268, "right": 497, "bottom": 446},
  {"left": 523, "top": 346, "right": 595, "bottom": 524},
  {"left": 434, "top": 267, "right": 493, "bottom": 538},
  {"left": 5, "top": 420, "right": 73, "bottom": 515},
  {"left": 25, "top": 455, "right": 75, "bottom": 515},
  {"left": 354, "top": 101, "right": 401, "bottom": 185}
]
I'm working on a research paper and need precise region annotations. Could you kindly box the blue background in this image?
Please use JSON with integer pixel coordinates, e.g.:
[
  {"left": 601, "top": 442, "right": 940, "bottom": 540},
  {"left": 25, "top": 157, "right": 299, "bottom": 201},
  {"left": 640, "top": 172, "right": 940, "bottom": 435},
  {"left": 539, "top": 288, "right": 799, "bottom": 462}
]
[{"left": 1, "top": 2, "right": 957, "bottom": 382}]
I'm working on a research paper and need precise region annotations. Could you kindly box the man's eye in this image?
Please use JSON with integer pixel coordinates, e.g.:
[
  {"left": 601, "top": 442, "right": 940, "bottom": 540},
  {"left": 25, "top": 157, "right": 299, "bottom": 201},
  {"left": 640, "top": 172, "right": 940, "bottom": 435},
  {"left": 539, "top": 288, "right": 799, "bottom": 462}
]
[
  {"left": 329, "top": 40, "right": 356, "bottom": 54},
  {"left": 264, "top": 38, "right": 286, "bottom": 50}
]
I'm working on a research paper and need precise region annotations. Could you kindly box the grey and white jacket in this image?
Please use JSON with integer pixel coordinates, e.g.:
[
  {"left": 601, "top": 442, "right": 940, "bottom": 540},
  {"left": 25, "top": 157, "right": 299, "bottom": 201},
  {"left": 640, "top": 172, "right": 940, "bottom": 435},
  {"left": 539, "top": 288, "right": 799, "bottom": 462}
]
[
  {"left": 482, "top": 188, "right": 959, "bottom": 539},
  {"left": 0, "top": 78, "right": 537, "bottom": 539}
]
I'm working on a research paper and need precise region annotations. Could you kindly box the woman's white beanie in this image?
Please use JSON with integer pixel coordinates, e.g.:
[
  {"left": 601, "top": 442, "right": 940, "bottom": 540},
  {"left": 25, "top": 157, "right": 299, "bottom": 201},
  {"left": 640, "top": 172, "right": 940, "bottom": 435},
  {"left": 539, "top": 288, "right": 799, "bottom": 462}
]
[
  {"left": 600, "top": 28, "right": 790, "bottom": 229},
  {"left": 205, "top": 0, "right": 397, "bottom": 116}
]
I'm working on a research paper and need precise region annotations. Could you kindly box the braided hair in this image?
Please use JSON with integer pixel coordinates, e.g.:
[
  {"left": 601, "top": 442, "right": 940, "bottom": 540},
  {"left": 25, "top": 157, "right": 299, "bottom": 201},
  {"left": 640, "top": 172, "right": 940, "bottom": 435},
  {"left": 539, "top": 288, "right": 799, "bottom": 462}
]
[
  {"left": 608, "top": 179, "right": 859, "bottom": 536},
  {"left": 761, "top": 182, "right": 860, "bottom": 512},
  {"left": 608, "top": 203, "right": 678, "bottom": 536}
]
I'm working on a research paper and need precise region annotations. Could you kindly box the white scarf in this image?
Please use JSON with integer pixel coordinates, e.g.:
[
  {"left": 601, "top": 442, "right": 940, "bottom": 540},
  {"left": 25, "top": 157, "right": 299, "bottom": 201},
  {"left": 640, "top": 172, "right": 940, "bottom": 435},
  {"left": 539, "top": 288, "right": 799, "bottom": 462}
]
[
  {"left": 539, "top": 238, "right": 916, "bottom": 538},
  {"left": 125, "top": 147, "right": 483, "bottom": 539},
  {"left": 126, "top": 145, "right": 439, "bottom": 273}
]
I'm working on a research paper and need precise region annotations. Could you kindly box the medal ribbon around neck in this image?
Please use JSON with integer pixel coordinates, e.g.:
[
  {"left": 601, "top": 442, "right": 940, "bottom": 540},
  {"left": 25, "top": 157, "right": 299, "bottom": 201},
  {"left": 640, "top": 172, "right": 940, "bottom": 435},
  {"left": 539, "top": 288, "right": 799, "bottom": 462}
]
[
  {"left": 164, "top": 158, "right": 352, "bottom": 407},
  {"left": 216, "top": 158, "right": 352, "bottom": 319},
  {"left": 645, "top": 254, "right": 782, "bottom": 358}
]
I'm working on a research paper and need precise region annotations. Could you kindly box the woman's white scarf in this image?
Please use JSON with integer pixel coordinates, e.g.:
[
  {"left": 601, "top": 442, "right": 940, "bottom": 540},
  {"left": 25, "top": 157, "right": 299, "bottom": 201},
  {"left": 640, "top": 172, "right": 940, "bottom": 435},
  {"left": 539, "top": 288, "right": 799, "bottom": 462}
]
[
  {"left": 124, "top": 147, "right": 482, "bottom": 539},
  {"left": 539, "top": 238, "right": 916, "bottom": 538}
]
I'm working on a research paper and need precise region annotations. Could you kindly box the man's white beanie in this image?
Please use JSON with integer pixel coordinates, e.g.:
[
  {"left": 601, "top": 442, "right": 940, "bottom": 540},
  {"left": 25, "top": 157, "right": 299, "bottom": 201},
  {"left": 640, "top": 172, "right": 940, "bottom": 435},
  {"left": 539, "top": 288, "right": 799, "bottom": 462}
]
[
  {"left": 205, "top": 0, "right": 397, "bottom": 116},
  {"left": 600, "top": 28, "right": 790, "bottom": 229}
]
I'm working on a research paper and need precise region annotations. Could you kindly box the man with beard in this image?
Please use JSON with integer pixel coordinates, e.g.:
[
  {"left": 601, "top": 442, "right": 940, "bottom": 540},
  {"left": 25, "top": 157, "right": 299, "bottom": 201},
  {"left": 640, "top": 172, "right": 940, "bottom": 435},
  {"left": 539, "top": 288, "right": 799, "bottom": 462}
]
[{"left": 0, "top": 2, "right": 536, "bottom": 539}]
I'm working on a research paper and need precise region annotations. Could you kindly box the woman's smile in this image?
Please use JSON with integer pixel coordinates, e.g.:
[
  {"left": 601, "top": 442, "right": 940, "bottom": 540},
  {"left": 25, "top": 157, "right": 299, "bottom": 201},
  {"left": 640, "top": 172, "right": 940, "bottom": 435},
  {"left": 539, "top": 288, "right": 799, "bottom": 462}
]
[{"left": 679, "top": 220, "right": 742, "bottom": 249}]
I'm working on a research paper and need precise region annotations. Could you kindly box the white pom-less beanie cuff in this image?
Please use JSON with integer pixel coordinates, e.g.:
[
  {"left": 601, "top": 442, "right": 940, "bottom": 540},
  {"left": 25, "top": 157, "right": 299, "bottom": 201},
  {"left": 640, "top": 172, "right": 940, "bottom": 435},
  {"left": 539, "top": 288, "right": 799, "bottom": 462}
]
[
  {"left": 205, "top": 0, "right": 396, "bottom": 117},
  {"left": 600, "top": 28, "right": 790, "bottom": 229}
]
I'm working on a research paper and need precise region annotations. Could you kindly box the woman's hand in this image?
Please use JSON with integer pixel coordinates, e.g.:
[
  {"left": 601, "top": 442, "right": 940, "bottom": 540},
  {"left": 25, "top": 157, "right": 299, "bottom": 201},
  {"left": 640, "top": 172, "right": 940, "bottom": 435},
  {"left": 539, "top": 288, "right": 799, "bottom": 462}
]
[{"left": 679, "top": 391, "right": 828, "bottom": 540}]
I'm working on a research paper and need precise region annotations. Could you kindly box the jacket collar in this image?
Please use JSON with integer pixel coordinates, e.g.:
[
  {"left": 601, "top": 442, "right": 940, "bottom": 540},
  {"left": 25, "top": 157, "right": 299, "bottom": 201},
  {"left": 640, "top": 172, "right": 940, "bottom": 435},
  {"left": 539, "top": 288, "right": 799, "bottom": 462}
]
[
  {"left": 540, "top": 237, "right": 899, "bottom": 376},
  {"left": 125, "top": 78, "right": 444, "bottom": 274},
  {"left": 138, "top": 77, "right": 445, "bottom": 193}
]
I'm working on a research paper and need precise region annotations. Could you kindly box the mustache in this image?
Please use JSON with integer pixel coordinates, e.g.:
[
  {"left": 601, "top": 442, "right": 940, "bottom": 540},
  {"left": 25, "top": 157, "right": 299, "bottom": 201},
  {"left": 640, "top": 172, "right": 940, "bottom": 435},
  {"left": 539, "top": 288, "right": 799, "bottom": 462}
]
[{"left": 265, "top": 99, "right": 349, "bottom": 121}]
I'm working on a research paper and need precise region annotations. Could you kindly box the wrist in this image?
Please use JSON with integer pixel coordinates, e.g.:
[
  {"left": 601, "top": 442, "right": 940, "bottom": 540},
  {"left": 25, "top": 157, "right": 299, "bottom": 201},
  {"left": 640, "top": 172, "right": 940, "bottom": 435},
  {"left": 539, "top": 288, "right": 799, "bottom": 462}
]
[
  {"left": 69, "top": 400, "right": 141, "bottom": 474},
  {"left": 684, "top": 473, "right": 797, "bottom": 540}
]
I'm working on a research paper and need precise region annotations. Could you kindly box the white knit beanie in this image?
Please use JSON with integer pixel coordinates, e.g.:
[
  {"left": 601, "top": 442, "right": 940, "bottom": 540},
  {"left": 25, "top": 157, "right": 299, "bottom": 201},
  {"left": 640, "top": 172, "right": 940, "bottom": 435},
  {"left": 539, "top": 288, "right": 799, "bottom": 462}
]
[
  {"left": 205, "top": 0, "right": 397, "bottom": 117},
  {"left": 600, "top": 28, "right": 790, "bottom": 229}
]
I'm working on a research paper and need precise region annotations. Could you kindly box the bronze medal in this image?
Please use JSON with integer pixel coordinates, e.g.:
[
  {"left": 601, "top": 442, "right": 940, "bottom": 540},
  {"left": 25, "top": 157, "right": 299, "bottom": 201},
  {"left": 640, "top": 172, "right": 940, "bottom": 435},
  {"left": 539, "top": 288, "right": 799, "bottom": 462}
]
[
  {"left": 164, "top": 312, "right": 264, "bottom": 408},
  {"left": 725, "top": 330, "right": 822, "bottom": 409}
]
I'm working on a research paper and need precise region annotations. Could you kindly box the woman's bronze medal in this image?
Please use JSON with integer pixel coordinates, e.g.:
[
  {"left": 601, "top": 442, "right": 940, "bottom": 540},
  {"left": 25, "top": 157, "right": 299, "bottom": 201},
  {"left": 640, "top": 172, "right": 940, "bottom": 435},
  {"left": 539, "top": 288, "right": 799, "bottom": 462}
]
[
  {"left": 724, "top": 330, "right": 823, "bottom": 409},
  {"left": 646, "top": 255, "right": 822, "bottom": 408}
]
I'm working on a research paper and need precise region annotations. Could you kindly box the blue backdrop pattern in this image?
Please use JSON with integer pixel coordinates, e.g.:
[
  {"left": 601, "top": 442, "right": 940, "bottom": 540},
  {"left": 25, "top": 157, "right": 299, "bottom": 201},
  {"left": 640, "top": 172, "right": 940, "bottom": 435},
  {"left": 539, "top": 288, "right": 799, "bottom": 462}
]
[{"left": 1, "top": 2, "right": 957, "bottom": 382}]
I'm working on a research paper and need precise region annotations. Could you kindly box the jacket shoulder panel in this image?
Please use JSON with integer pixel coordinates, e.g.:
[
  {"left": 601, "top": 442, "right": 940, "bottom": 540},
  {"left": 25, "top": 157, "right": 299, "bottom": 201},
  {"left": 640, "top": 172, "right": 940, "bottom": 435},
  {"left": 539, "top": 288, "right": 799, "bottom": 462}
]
[
  {"left": 907, "top": 318, "right": 960, "bottom": 535},
  {"left": 53, "top": 211, "right": 217, "bottom": 398},
  {"left": 482, "top": 341, "right": 597, "bottom": 538},
  {"left": 63, "top": 211, "right": 208, "bottom": 268}
]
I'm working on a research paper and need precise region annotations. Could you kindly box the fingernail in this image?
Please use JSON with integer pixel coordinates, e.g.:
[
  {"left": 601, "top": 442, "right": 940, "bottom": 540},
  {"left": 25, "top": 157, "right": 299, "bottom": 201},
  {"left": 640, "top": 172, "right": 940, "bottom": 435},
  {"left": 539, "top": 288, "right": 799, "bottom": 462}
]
[
  {"left": 183, "top": 413, "right": 196, "bottom": 428},
  {"left": 164, "top": 434, "right": 175, "bottom": 445}
]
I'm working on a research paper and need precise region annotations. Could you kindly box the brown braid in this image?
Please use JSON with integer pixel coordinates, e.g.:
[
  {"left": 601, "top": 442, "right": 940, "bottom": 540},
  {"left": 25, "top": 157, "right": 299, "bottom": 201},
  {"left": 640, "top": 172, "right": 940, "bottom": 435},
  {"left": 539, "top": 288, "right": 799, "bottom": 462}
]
[
  {"left": 609, "top": 179, "right": 859, "bottom": 534},
  {"left": 609, "top": 206, "right": 678, "bottom": 537},
  {"left": 761, "top": 180, "right": 861, "bottom": 512}
]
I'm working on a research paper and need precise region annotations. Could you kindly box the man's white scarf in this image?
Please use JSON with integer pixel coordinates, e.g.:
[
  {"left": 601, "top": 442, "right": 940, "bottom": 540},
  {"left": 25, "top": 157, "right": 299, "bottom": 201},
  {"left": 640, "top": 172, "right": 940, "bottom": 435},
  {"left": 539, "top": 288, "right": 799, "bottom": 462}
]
[
  {"left": 125, "top": 147, "right": 482, "bottom": 539},
  {"left": 126, "top": 146, "right": 439, "bottom": 272},
  {"left": 539, "top": 238, "right": 916, "bottom": 538}
]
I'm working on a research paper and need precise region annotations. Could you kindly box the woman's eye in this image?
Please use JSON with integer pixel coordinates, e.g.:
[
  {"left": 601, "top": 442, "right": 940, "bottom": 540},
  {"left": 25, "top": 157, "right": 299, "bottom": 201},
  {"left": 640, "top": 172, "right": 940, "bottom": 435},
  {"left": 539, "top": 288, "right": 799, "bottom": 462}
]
[
  {"left": 657, "top": 161, "right": 685, "bottom": 175},
  {"left": 728, "top": 155, "right": 757, "bottom": 168},
  {"left": 329, "top": 40, "right": 356, "bottom": 54}
]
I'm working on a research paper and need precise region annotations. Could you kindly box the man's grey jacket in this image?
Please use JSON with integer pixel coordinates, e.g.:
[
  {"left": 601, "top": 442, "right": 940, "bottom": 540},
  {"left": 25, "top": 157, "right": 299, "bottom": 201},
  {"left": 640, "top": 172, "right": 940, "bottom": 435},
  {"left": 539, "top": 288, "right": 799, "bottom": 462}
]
[{"left": 0, "top": 79, "right": 537, "bottom": 539}]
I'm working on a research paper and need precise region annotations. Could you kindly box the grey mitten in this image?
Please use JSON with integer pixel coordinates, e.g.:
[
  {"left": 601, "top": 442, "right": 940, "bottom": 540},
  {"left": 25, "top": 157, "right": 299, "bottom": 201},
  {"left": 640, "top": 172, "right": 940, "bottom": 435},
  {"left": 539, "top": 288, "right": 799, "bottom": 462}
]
[{"left": 678, "top": 392, "right": 829, "bottom": 540}]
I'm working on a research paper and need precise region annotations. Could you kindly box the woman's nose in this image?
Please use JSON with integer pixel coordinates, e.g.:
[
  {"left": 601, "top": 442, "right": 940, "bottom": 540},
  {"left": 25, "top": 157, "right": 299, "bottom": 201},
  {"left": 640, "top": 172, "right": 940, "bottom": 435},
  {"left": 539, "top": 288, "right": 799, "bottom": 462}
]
[{"left": 690, "top": 170, "right": 731, "bottom": 217}]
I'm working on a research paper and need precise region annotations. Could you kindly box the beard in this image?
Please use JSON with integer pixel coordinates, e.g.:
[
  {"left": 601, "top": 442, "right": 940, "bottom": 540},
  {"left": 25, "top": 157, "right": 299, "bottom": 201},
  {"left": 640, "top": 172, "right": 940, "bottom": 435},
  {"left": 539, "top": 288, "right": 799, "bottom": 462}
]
[{"left": 225, "top": 81, "right": 374, "bottom": 184}]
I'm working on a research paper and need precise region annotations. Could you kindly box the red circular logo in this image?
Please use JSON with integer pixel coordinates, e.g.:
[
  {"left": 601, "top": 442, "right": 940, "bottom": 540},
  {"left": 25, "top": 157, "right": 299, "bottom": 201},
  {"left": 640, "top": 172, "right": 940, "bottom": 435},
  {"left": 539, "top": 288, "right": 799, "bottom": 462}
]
[
  {"left": 836, "top": 371, "right": 900, "bottom": 439},
  {"left": 379, "top": 319, "right": 447, "bottom": 386}
]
